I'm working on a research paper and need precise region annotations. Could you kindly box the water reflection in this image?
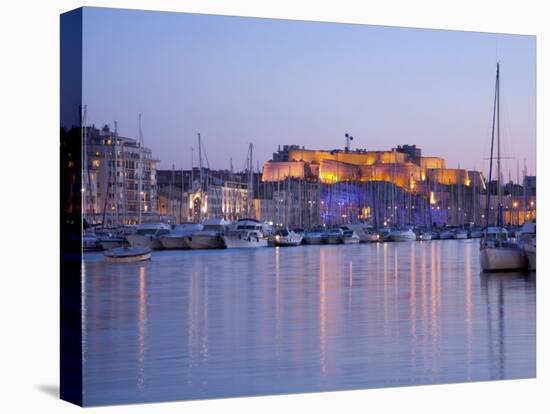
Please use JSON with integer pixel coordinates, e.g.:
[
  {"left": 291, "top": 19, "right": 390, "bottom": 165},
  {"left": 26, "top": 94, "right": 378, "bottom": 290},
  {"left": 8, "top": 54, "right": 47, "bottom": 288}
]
[
  {"left": 137, "top": 266, "right": 146, "bottom": 391},
  {"left": 82, "top": 241, "right": 536, "bottom": 406},
  {"left": 479, "top": 270, "right": 534, "bottom": 381},
  {"left": 319, "top": 249, "right": 326, "bottom": 376}
]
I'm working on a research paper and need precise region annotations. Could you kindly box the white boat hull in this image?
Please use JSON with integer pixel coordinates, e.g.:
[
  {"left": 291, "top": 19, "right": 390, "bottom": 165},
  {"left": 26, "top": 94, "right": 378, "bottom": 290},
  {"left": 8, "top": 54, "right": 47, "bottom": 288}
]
[
  {"left": 454, "top": 233, "right": 468, "bottom": 240},
  {"left": 418, "top": 234, "right": 432, "bottom": 241},
  {"left": 342, "top": 237, "right": 360, "bottom": 244},
  {"left": 185, "top": 234, "right": 226, "bottom": 249},
  {"left": 303, "top": 236, "right": 324, "bottom": 245},
  {"left": 388, "top": 232, "right": 416, "bottom": 242},
  {"left": 479, "top": 247, "right": 527, "bottom": 271},
  {"left": 362, "top": 234, "right": 380, "bottom": 242},
  {"left": 323, "top": 236, "right": 342, "bottom": 244},
  {"left": 127, "top": 234, "right": 165, "bottom": 249},
  {"left": 159, "top": 236, "right": 189, "bottom": 249},
  {"left": 83, "top": 236, "right": 100, "bottom": 251},
  {"left": 104, "top": 247, "right": 152, "bottom": 263},
  {"left": 222, "top": 235, "right": 267, "bottom": 249},
  {"left": 275, "top": 240, "right": 302, "bottom": 247},
  {"left": 524, "top": 244, "right": 536, "bottom": 271}
]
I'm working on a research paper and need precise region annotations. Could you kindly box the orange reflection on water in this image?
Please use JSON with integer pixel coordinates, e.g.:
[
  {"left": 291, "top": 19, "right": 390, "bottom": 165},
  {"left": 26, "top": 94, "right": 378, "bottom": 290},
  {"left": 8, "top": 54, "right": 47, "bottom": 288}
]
[
  {"left": 465, "top": 242, "right": 473, "bottom": 380},
  {"left": 275, "top": 247, "right": 281, "bottom": 358},
  {"left": 410, "top": 241, "right": 418, "bottom": 376},
  {"left": 138, "top": 265, "right": 147, "bottom": 391}
]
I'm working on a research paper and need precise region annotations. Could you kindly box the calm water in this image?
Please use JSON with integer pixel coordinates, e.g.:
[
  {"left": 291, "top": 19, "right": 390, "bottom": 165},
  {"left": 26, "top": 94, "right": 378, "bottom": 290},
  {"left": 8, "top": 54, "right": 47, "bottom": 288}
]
[{"left": 82, "top": 240, "right": 536, "bottom": 406}]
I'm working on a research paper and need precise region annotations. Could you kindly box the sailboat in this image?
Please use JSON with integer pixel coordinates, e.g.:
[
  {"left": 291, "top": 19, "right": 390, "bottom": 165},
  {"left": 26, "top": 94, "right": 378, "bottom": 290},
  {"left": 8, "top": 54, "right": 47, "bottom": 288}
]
[{"left": 479, "top": 63, "right": 527, "bottom": 271}]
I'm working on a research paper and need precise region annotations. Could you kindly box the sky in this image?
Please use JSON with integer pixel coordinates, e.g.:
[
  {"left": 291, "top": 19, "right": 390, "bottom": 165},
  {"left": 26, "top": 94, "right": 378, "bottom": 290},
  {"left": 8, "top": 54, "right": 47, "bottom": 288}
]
[{"left": 82, "top": 7, "right": 536, "bottom": 178}]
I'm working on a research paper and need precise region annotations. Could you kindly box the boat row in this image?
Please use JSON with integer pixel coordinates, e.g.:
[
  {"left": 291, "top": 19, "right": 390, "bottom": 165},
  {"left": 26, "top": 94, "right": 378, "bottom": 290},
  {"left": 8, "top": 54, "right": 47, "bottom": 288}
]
[
  {"left": 84, "top": 220, "right": 500, "bottom": 253},
  {"left": 91, "top": 217, "right": 535, "bottom": 268}
]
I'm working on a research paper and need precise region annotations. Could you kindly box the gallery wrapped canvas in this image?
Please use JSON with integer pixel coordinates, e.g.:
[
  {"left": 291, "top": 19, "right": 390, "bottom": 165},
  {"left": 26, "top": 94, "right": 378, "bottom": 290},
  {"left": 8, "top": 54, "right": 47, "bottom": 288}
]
[{"left": 60, "top": 7, "right": 536, "bottom": 407}]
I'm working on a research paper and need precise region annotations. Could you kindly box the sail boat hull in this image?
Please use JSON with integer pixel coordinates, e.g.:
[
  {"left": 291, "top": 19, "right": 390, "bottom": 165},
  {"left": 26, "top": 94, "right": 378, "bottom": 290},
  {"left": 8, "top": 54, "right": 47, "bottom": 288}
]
[
  {"left": 479, "top": 246, "right": 527, "bottom": 271},
  {"left": 524, "top": 243, "right": 536, "bottom": 271},
  {"left": 127, "top": 234, "right": 165, "bottom": 250}
]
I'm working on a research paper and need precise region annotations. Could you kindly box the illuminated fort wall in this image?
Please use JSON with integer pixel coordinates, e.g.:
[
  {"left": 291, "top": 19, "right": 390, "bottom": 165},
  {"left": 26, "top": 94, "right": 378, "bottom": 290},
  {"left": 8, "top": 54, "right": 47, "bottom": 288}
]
[
  {"left": 421, "top": 157, "right": 445, "bottom": 169},
  {"left": 287, "top": 148, "right": 407, "bottom": 165},
  {"left": 318, "top": 159, "right": 423, "bottom": 190},
  {"left": 264, "top": 160, "right": 478, "bottom": 189},
  {"left": 262, "top": 161, "right": 305, "bottom": 181}
]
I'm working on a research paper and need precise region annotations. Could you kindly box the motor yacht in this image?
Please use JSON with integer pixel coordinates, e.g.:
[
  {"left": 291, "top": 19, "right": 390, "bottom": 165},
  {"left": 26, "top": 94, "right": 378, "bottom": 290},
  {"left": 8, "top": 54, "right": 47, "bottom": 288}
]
[
  {"left": 418, "top": 231, "right": 432, "bottom": 241},
  {"left": 185, "top": 219, "right": 230, "bottom": 249},
  {"left": 453, "top": 229, "right": 468, "bottom": 240},
  {"left": 273, "top": 228, "right": 303, "bottom": 247},
  {"left": 126, "top": 222, "right": 172, "bottom": 249},
  {"left": 388, "top": 228, "right": 416, "bottom": 242},
  {"left": 341, "top": 230, "right": 360, "bottom": 244},
  {"left": 303, "top": 227, "right": 325, "bottom": 245},
  {"left": 323, "top": 228, "right": 344, "bottom": 244},
  {"left": 222, "top": 219, "right": 268, "bottom": 248}
]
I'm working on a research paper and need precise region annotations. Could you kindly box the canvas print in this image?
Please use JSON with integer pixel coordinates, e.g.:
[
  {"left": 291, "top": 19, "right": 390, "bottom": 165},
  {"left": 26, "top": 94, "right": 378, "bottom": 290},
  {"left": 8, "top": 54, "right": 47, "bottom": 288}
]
[{"left": 60, "top": 7, "right": 536, "bottom": 407}]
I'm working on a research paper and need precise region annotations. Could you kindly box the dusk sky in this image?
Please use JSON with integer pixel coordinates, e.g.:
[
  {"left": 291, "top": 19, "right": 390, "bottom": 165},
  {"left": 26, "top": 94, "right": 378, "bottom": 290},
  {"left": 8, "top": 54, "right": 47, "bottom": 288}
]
[{"left": 82, "top": 7, "right": 536, "bottom": 178}]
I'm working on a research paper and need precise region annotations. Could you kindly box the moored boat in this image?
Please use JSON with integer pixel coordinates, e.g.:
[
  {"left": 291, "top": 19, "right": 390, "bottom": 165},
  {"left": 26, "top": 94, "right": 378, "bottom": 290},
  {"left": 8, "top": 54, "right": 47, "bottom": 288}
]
[
  {"left": 430, "top": 230, "right": 441, "bottom": 240},
  {"left": 388, "top": 228, "right": 416, "bottom": 242},
  {"left": 341, "top": 230, "right": 360, "bottom": 244},
  {"left": 222, "top": 219, "right": 268, "bottom": 248},
  {"left": 126, "top": 222, "right": 171, "bottom": 249},
  {"left": 303, "top": 227, "right": 325, "bottom": 245},
  {"left": 273, "top": 228, "right": 303, "bottom": 247},
  {"left": 377, "top": 228, "right": 393, "bottom": 241},
  {"left": 523, "top": 242, "right": 536, "bottom": 271},
  {"left": 469, "top": 228, "right": 484, "bottom": 239},
  {"left": 453, "top": 229, "right": 468, "bottom": 240},
  {"left": 418, "top": 232, "right": 432, "bottom": 241},
  {"left": 185, "top": 219, "right": 229, "bottom": 249},
  {"left": 323, "top": 228, "right": 344, "bottom": 244},
  {"left": 479, "top": 64, "right": 527, "bottom": 272},
  {"left": 99, "top": 235, "right": 128, "bottom": 250},
  {"left": 104, "top": 246, "right": 152, "bottom": 263},
  {"left": 517, "top": 222, "right": 536, "bottom": 271},
  {"left": 341, "top": 223, "right": 377, "bottom": 243},
  {"left": 83, "top": 232, "right": 101, "bottom": 251},
  {"left": 159, "top": 223, "right": 203, "bottom": 249},
  {"left": 479, "top": 227, "right": 527, "bottom": 271}
]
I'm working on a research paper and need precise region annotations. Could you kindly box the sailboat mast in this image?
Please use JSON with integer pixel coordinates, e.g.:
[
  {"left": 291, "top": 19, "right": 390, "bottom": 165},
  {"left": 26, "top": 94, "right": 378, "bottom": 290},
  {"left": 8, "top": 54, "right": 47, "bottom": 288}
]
[
  {"left": 248, "top": 143, "right": 254, "bottom": 217},
  {"left": 198, "top": 133, "right": 203, "bottom": 189},
  {"left": 485, "top": 63, "right": 499, "bottom": 227},
  {"left": 496, "top": 63, "right": 502, "bottom": 208}
]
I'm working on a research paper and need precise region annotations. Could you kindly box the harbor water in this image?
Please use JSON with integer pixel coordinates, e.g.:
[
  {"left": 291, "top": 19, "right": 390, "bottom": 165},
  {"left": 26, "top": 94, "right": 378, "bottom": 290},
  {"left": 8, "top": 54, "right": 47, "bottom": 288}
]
[{"left": 82, "top": 240, "right": 536, "bottom": 406}]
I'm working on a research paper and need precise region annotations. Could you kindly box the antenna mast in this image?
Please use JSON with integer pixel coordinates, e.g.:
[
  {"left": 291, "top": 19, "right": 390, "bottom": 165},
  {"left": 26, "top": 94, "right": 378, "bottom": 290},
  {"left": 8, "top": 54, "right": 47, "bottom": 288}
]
[
  {"left": 198, "top": 133, "right": 203, "bottom": 190},
  {"left": 114, "top": 121, "right": 119, "bottom": 226},
  {"left": 344, "top": 133, "right": 354, "bottom": 151},
  {"left": 247, "top": 143, "right": 254, "bottom": 217}
]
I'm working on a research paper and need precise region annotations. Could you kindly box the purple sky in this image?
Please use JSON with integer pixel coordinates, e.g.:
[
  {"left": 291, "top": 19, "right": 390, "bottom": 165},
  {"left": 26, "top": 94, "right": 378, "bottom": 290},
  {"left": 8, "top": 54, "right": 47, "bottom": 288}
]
[{"left": 82, "top": 7, "right": 536, "bottom": 178}]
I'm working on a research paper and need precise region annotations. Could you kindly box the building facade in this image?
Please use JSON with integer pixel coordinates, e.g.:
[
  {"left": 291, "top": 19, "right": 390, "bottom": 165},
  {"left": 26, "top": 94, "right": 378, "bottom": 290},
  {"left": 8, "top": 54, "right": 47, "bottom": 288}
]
[{"left": 83, "top": 125, "right": 158, "bottom": 226}]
